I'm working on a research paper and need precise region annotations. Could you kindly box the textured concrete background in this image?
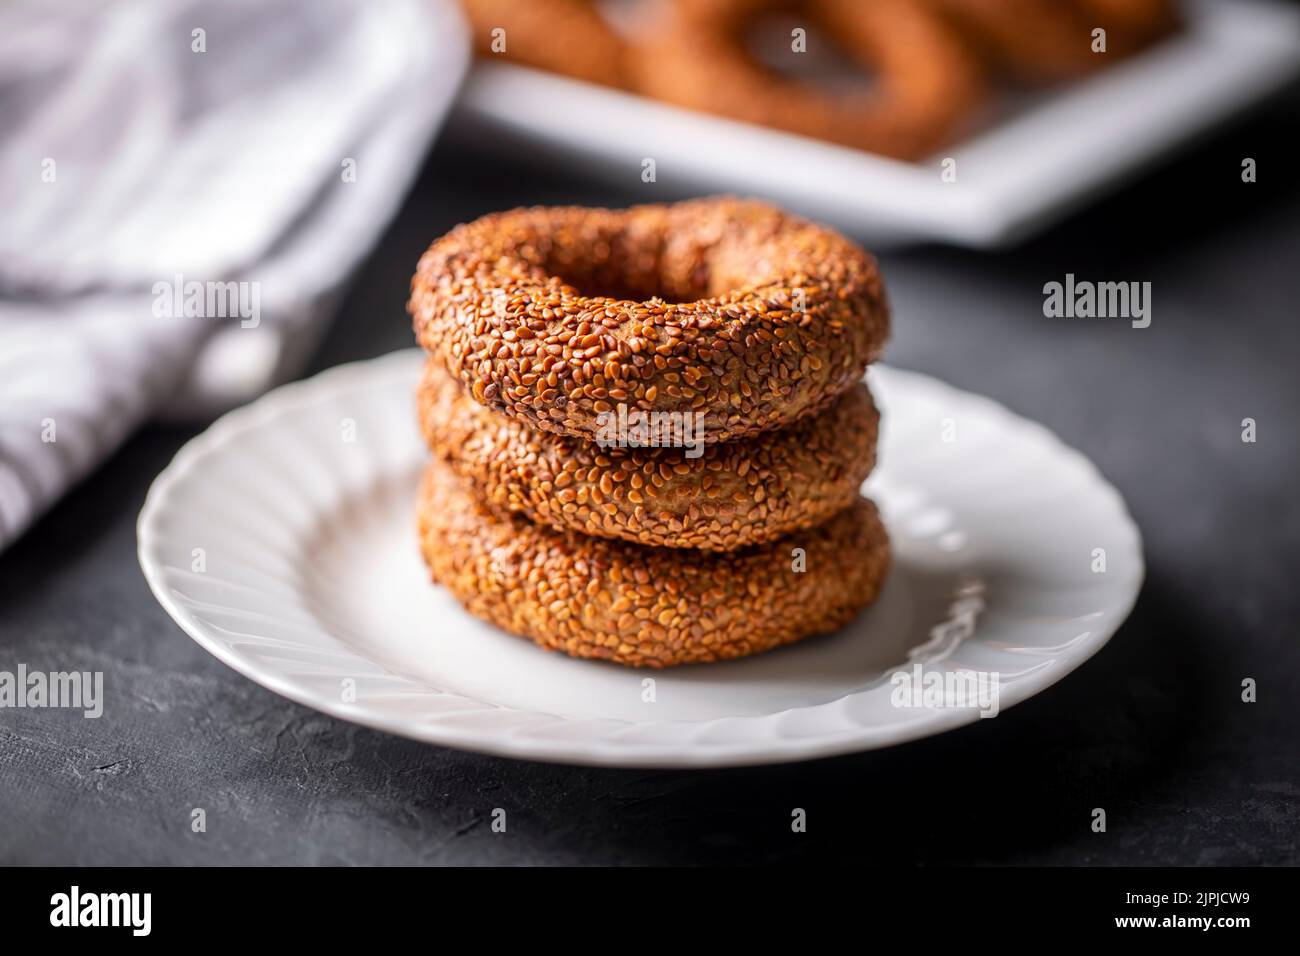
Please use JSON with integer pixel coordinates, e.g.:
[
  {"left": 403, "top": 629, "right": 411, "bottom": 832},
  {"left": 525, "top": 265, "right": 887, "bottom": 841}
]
[{"left": 1, "top": 86, "right": 1296, "bottom": 866}]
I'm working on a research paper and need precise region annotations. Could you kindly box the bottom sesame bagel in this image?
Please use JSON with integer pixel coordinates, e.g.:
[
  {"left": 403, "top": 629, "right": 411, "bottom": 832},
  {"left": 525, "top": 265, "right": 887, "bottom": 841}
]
[
  {"left": 417, "top": 360, "right": 880, "bottom": 552},
  {"left": 418, "top": 460, "right": 891, "bottom": 668}
]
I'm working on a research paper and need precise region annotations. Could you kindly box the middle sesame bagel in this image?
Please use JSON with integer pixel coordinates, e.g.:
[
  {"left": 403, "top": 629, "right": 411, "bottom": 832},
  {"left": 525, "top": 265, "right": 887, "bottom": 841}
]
[
  {"left": 418, "top": 359, "right": 879, "bottom": 551},
  {"left": 409, "top": 197, "right": 889, "bottom": 444}
]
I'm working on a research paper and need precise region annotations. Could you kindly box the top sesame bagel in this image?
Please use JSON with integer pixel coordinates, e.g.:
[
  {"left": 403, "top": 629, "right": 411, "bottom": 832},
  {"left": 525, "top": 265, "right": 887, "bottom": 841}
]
[{"left": 409, "top": 197, "right": 889, "bottom": 443}]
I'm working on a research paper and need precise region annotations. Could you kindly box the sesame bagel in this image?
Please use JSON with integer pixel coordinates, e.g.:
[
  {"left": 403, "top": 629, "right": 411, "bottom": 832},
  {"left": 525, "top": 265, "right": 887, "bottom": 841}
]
[
  {"left": 409, "top": 198, "right": 889, "bottom": 444},
  {"left": 418, "top": 359, "right": 879, "bottom": 552},
  {"left": 418, "top": 460, "right": 891, "bottom": 667},
  {"left": 930, "top": 0, "right": 1176, "bottom": 83},
  {"left": 633, "top": 0, "right": 986, "bottom": 161},
  {"left": 459, "top": 0, "right": 628, "bottom": 88}
]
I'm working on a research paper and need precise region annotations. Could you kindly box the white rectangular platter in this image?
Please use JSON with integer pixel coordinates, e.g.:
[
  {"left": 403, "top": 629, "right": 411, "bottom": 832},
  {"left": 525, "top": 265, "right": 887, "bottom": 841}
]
[{"left": 455, "top": 0, "right": 1300, "bottom": 247}]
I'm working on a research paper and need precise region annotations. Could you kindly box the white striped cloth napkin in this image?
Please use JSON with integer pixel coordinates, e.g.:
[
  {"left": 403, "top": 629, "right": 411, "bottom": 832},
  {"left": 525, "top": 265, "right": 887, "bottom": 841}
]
[{"left": 0, "top": 0, "right": 469, "bottom": 551}]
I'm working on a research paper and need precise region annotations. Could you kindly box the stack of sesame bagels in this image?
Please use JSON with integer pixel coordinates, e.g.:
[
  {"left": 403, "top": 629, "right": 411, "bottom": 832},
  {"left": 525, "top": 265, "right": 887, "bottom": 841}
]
[{"left": 410, "top": 197, "right": 891, "bottom": 667}]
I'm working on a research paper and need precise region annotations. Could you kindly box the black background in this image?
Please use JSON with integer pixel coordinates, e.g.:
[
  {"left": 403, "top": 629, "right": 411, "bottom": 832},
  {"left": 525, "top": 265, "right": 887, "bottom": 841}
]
[{"left": 1, "top": 81, "right": 1296, "bottom": 866}]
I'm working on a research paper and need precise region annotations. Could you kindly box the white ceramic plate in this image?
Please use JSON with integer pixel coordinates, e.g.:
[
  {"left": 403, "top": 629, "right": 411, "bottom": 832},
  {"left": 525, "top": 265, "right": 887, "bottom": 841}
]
[
  {"left": 138, "top": 350, "right": 1142, "bottom": 767},
  {"left": 455, "top": 0, "right": 1300, "bottom": 248}
]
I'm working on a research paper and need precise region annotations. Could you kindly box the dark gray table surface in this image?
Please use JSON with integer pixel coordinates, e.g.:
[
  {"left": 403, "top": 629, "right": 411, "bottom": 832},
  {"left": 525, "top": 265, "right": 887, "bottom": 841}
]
[{"left": 2, "top": 88, "right": 1297, "bottom": 866}]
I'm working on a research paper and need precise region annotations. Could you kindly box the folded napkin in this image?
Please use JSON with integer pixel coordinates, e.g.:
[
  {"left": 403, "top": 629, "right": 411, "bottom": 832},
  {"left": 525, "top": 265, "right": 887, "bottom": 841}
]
[{"left": 0, "top": 0, "right": 469, "bottom": 551}]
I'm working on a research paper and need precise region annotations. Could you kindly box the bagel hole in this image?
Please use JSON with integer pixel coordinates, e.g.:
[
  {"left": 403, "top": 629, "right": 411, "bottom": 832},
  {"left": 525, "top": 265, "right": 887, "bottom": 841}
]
[
  {"left": 551, "top": 265, "right": 713, "bottom": 305},
  {"left": 745, "top": 14, "right": 881, "bottom": 92},
  {"left": 595, "top": 0, "right": 657, "bottom": 37},
  {"left": 543, "top": 249, "right": 716, "bottom": 305}
]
